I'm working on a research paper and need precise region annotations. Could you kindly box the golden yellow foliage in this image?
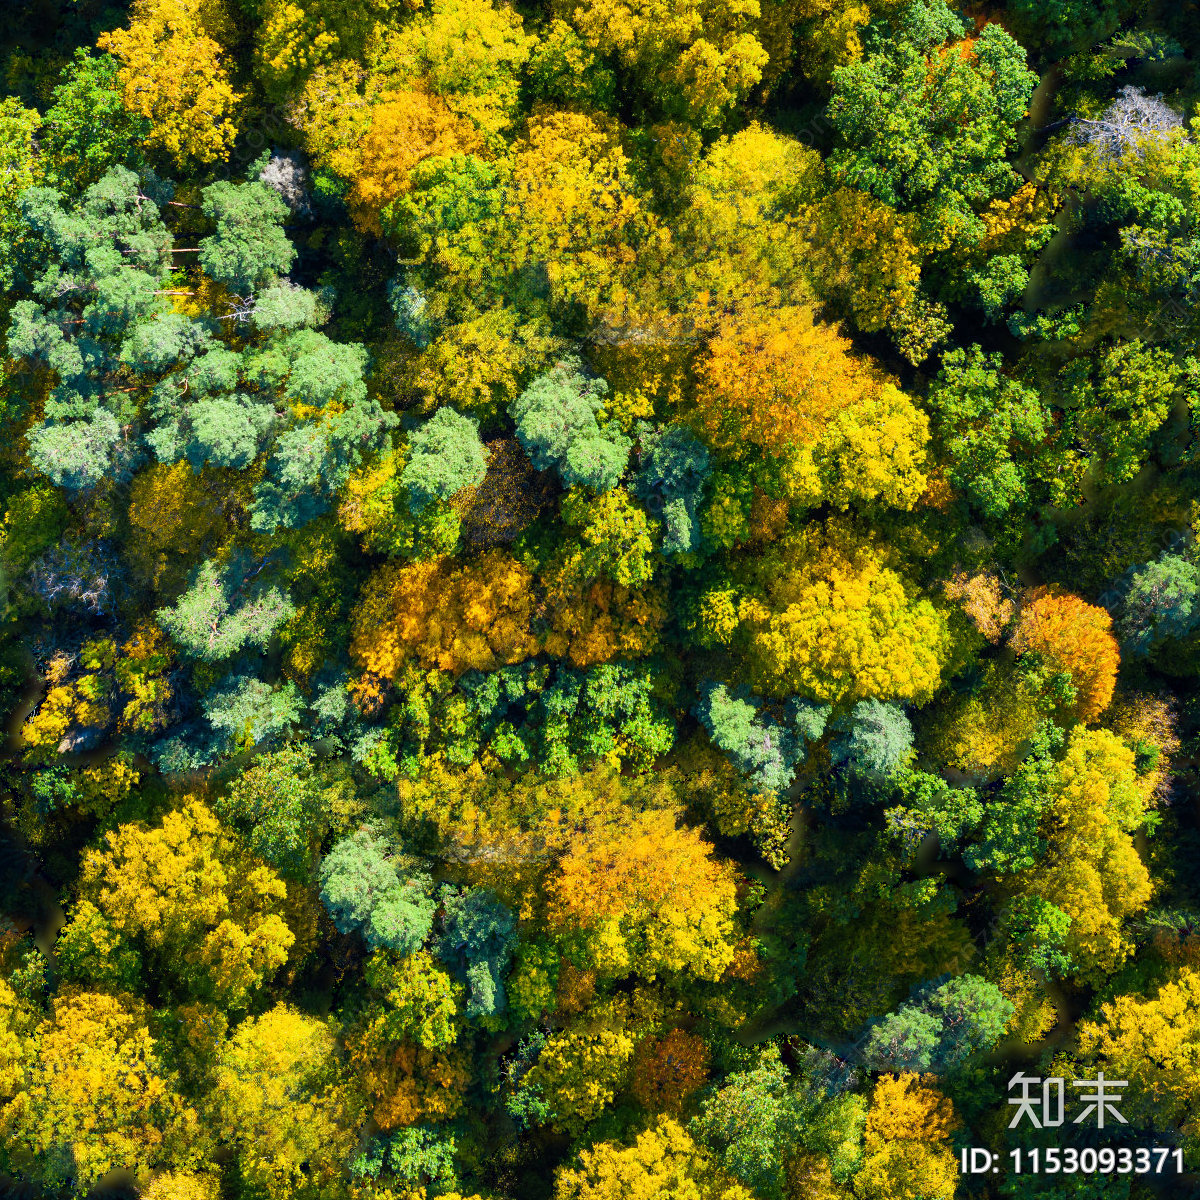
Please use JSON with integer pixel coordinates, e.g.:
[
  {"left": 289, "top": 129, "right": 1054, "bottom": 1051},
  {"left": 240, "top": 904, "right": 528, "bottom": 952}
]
[
  {"left": 542, "top": 572, "right": 670, "bottom": 667},
  {"left": 212, "top": 1005, "right": 356, "bottom": 1199},
  {"left": 554, "top": 1116, "right": 753, "bottom": 1199},
  {"left": 562, "top": 0, "right": 768, "bottom": 127},
  {"left": 921, "top": 662, "right": 1041, "bottom": 782},
  {"left": 1076, "top": 967, "right": 1200, "bottom": 1138},
  {"left": 1012, "top": 589, "right": 1120, "bottom": 723},
  {"left": 526, "top": 1028, "right": 636, "bottom": 1134},
  {"left": 737, "top": 530, "right": 952, "bottom": 703},
  {"left": 0, "top": 991, "right": 201, "bottom": 1191},
  {"left": 140, "top": 1172, "right": 220, "bottom": 1200},
  {"left": 803, "top": 187, "right": 923, "bottom": 332},
  {"left": 943, "top": 570, "right": 1015, "bottom": 643},
  {"left": 347, "top": 87, "right": 482, "bottom": 234},
  {"left": 98, "top": 0, "right": 242, "bottom": 167},
  {"left": 505, "top": 111, "right": 662, "bottom": 318},
  {"left": 126, "top": 461, "right": 226, "bottom": 589},
  {"left": 853, "top": 1074, "right": 959, "bottom": 1200},
  {"left": 350, "top": 552, "right": 538, "bottom": 678},
  {"left": 547, "top": 807, "right": 738, "bottom": 978},
  {"left": 79, "top": 800, "right": 295, "bottom": 1007},
  {"left": 348, "top": 1029, "right": 471, "bottom": 1129},
  {"left": 1028, "top": 728, "right": 1152, "bottom": 980}
]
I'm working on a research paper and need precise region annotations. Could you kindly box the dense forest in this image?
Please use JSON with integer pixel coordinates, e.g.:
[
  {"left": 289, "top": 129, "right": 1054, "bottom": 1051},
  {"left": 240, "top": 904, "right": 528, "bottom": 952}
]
[{"left": 1, "top": 0, "right": 1199, "bottom": 1196}]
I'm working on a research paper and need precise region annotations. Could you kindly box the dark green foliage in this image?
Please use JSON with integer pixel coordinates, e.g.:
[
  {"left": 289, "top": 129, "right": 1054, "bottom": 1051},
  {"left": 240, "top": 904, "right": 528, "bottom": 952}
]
[
  {"left": 828, "top": 2, "right": 1037, "bottom": 239},
  {"left": 435, "top": 887, "right": 517, "bottom": 1018},
  {"left": 1116, "top": 552, "right": 1200, "bottom": 654},
  {"left": 319, "top": 824, "right": 437, "bottom": 953},
  {"left": 402, "top": 407, "right": 488, "bottom": 512},
  {"left": 861, "top": 974, "right": 1014, "bottom": 1072},
  {"left": 964, "top": 724, "right": 1061, "bottom": 874},
  {"left": 632, "top": 423, "right": 711, "bottom": 555},
  {"left": 1007, "top": 895, "right": 1073, "bottom": 976},
  {"left": 828, "top": 700, "right": 913, "bottom": 777},
  {"left": 366, "top": 660, "right": 675, "bottom": 780},
  {"left": 212, "top": 745, "right": 325, "bottom": 879},
  {"left": 928, "top": 346, "right": 1051, "bottom": 519},
  {"left": 352, "top": 1126, "right": 459, "bottom": 1193},
  {"left": 40, "top": 50, "right": 150, "bottom": 191},
  {"left": 510, "top": 360, "right": 631, "bottom": 493}
]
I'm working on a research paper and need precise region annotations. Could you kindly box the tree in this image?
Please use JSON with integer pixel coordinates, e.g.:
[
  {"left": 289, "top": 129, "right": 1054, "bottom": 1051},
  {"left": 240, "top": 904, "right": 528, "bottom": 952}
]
[
  {"left": 212, "top": 746, "right": 325, "bottom": 879},
  {"left": 156, "top": 556, "right": 295, "bottom": 662},
  {"left": 39, "top": 49, "right": 151, "bottom": 190},
  {"left": 201, "top": 674, "right": 304, "bottom": 757},
  {"left": 78, "top": 800, "right": 295, "bottom": 1006},
  {"left": 631, "top": 1030, "right": 711, "bottom": 1116},
  {"left": 402, "top": 407, "right": 488, "bottom": 512},
  {"left": 690, "top": 1045, "right": 863, "bottom": 1200},
  {"left": 350, "top": 552, "right": 538, "bottom": 679},
  {"left": 0, "top": 991, "right": 202, "bottom": 1192},
  {"left": 1015, "top": 728, "right": 1152, "bottom": 981},
  {"left": 695, "top": 682, "right": 829, "bottom": 794},
  {"left": 364, "top": 948, "right": 462, "bottom": 1051},
  {"left": 827, "top": 4, "right": 1037, "bottom": 245},
  {"left": 211, "top": 1005, "right": 355, "bottom": 1200},
  {"left": 98, "top": 0, "right": 243, "bottom": 168},
  {"left": 520, "top": 1028, "right": 636, "bottom": 1135},
  {"left": 0, "top": 97, "right": 39, "bottom": 291},
  {"left": 735, "top": 530, "right": 952, "bottom": 704},
  {"left": 55, "top": 899, "right": 143, "bottom": 992},
  {"left": 1117, "top": 552, "right": 1200, "bottom": 655},
  {"left": 861, "top": 975, "right": 1013, "bottom": 1072},
  {"left": 554, "top": 1117, "right": 752, "bottom": 1200},
  {"left": 1012, "top": 590, "right": 1120, "bottom": 723},
  {"left": 563, "top": 0, "right": 769, "bottom": 127},
  {"left": 8, "top": 167, "right": 174, "bottom": 488},
  {"left": 927, "top": 345, "right": 1052, "bottom": 518},
  {"left": 319, "top": 824, "right": 437, "bottom": 953},
  {"left": 632, "top": 425, "right": 711, "bottom": 555},
  {"left": 434, "top": 887, "right": 517, "bottom": 1017},
  {"left": 546, "top": 807, "right": 738, "bottom": 979},
  {"left": 558, "top": 488, "right": 659, "bottom": 589},
  {"left": 1075, "top": 966, "right": 1200, "bottom": 1136},
  {"left": 852, "top": 1073, "right": 958, "bottom": 1200},
  {"left": 347, "top": 88, "right": 482, "bottom": 235},
  {"left": 828, "top": 700, "right": 913, "bottom": 777},
  {"left": 1057, "top": 340, "right": 1181, "bottom": 487},
  {"left": 198, "top": 180, "right": 295, "bottom": 294},
  {"left": 1069, "top": 85, "right": 1183, "bottom": 160},
  {"left": 511, "top": 361, "right": 631, "bottom": 494}
]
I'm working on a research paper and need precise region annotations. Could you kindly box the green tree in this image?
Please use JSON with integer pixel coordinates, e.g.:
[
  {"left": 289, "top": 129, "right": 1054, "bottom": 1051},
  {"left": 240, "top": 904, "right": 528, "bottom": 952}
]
[
  {"left": 510, "top": 360, "right": 631, "bottom": 493},
  {"left": 156, "top": 556, "right": 295, "bottom": 662},
  {"left": 1117, "top": 552, "right": 1200, "bottom": 654},
  {"left": 319, "top": 825, "right": 437, "bottom": 953},
  {"left": 212, "top": 745, "right": 325, "bottom": 879},
  {"left": 927, "top": 346, "right": 1052, "bottom": 517},
  {"left": 199, "top": 180, "right": 295, "bottom": 294},
  {"left": 40, "top": 50, "right": 150, "bottom": 190},
  {"left": 402, "top": 407, "right": 488, "bottom": 512},
  {"left": 434, "top": 886, "right": 517, "bottom": 1018},
  {"left": 828, "top": 700, "right": 913, "bottom": 778},
  {"left": 827, "top": 1, "right": 1037, "bottom": 245},
  {"left": 861, "top": 975, "right": 1013, "bottom": 1072}
]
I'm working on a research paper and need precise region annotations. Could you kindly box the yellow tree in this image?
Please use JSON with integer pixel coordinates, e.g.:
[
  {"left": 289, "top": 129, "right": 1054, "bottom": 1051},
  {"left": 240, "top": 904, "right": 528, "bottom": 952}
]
[
  {"left": 98, "top": 0, "right": 242, "bottom": 167},
  {"left": 734, "top": 528, "right": 952, "bottom": 704},
  {"left": 1012, "top": 589, "right": 1120, "bottom": 723},
  {"left": 211, "top": 1005, "right": 356, "bottom": 1199},
  {"left": 346, "top": 88, "right": 482, "bottom": 234},
  {"left": 0, "top": 992, "right": 202, "bottom": 1193},
  {"left": 350, "top": 551, "right": 538, "bottom": 680},
  {"left": 1025, "top": 728, "right": 1152, "bottom": 980},
  {"left": 853, "top": 1073, "right": 958, "bottom": 1200},
  {"left": 524, "top": 1028, "right": 637, "bottom": 1135},
  {"left": 78, "top": 800, "right": 295, "bottom": 1007},
  {"left": 1076, "top": 967, "right": 1200, "bottom": 1140},
  {"left": 546, "top": 807, "right": 739, "bottom": 979},
  {"left": 554, "top": 1116, "right": 753, "bottom": 1199},
  {"left": 560, "top": 0, "right": 768, "bottom": 127}
]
